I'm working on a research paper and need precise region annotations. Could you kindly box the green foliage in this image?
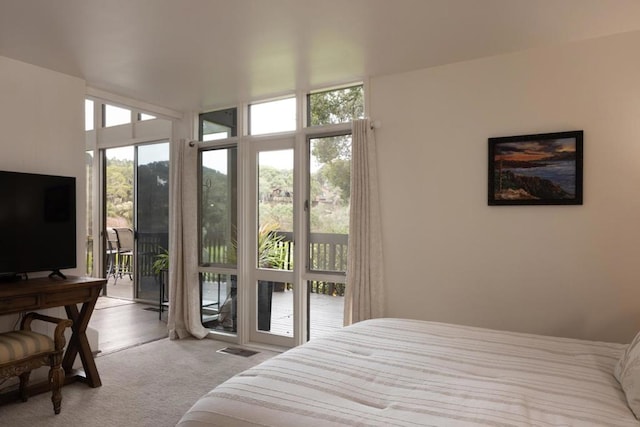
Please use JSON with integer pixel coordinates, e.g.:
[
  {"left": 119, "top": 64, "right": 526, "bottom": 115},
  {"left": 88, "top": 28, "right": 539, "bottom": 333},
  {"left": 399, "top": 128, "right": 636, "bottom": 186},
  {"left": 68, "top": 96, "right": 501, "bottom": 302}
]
[
  {"left": 201, "top": 167, "right": 232, "bottom": 237},
  {"left": 311, "top": 134, "right": 352, "bottom": 204},
  {"left": 152, "top": 247, "right": 169, "bottom": 274},
  {"left": 106, "top": 158, "right": 134, "bottom": 226},
  {"left": 309, "top": 203, "right": 350, "bottom": 234},
  {"left": 307, "top": 86, "right": 360, "bottom": 205},
  {"left": 257, "top": 222, "right": 287, "bottom": 268},
  {"left": 137, "top": 161, "right": 170, "bottom": 231},
  {"left": 259, "top": 166, "right": 293, "bottom": 196},
  {"left": 105, "top": 157, "right": 169, "bottom": 234},
  {"left": 322, "top": 158, "right": 351, "bottom": 201},
  {"left": 309, "top": 86, "right": 364, "bottom": 126}
]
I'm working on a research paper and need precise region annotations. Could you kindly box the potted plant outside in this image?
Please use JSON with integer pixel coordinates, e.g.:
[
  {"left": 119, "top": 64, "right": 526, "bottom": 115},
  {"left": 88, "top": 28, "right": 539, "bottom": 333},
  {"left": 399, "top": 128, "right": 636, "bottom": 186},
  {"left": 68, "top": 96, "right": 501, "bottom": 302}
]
[{"left": 152, "top": 247, "right": 169, "bottom": 315}]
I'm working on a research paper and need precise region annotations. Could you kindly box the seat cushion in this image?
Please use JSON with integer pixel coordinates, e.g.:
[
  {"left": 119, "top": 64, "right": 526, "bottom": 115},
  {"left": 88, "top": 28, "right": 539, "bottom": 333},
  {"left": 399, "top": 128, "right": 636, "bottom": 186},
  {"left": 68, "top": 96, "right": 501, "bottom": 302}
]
[{"left": 0, "top": 331, "right": 54, "bottom": 363}]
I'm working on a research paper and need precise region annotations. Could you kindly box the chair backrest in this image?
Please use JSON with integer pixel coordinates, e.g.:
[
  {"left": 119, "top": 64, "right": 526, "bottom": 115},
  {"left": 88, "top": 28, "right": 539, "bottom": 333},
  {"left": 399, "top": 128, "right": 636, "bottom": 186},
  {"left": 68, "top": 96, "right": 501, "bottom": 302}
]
[
  {"left": 106, "top": 228, "right": 119, "bottom": 251},
  {"left": 113, "top": 228, "right": 134, "bottom": 252}
]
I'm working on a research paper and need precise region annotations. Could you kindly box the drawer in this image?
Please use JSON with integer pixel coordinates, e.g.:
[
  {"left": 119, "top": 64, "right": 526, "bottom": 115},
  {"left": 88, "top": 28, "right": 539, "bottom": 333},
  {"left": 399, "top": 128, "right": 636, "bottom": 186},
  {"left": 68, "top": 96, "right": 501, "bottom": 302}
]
[
  {"left": 43, "top": 288, "right": 93, "bottom": 306},
  {"left": 0, "top": 295, "right": 40, "bottom": 313}
]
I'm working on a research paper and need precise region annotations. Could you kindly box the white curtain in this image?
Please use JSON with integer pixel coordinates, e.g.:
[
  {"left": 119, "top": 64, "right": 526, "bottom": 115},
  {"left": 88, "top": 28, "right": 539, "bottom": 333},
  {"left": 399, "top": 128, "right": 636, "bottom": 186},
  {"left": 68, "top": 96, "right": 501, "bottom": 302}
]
[
  {"left": 344, "top": 119, "right": 385, "bottom": 325},
  {"left": 167, "top": 139, "right": 208, "bottom": 339}
]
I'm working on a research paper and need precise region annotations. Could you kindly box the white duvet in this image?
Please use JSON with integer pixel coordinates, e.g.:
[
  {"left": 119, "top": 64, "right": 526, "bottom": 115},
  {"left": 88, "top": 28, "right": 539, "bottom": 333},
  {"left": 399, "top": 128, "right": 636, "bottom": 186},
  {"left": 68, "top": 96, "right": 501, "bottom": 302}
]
[{"left": 177, "top": 318, "right": 639, "bottom": 426}]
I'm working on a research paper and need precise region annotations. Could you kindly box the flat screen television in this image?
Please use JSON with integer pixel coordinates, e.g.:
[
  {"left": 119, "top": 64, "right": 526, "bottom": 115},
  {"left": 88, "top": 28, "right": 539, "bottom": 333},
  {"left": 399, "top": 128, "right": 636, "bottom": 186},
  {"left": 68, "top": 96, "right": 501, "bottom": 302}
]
[{"left": 0, "top": 170, "right": 76, "bottom": 281}]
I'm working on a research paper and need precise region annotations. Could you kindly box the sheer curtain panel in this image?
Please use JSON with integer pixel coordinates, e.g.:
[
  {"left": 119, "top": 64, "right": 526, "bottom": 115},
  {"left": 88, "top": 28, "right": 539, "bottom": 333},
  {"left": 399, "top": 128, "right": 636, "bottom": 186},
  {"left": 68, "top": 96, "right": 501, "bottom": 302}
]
[
  {"left": 344, "top": 119, "right": 385, "bottom": 325},
  {"left": 168, "top": 139, "right": 208, "bottom": 339}
]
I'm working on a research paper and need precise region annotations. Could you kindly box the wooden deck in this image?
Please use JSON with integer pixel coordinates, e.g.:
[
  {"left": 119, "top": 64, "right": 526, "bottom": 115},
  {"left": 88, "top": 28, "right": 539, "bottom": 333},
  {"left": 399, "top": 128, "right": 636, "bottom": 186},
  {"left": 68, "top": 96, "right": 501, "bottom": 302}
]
[
  {"left": 269, "top": 290, "right": 345, "bottom": 339},
  {"left": 92, "top": 276, "right": 344, "bottom": 352}
]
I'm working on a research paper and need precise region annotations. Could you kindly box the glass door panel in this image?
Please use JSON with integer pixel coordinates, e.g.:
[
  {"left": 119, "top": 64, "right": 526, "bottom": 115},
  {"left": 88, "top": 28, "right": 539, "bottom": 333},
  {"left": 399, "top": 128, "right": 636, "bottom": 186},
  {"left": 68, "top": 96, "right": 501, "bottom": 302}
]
[
  {"left": 306, "top": 134, "right": 351, "bottom": 339},
  {"left": 251, "top": 146, "right": 295, "bottom": 345},
  {"left": 86, "top": 151, "right": 94, "bottom": 276},
  {"left": 199, "top": 146, "right": 238, "bottom": 335},
  {"left": 201, "top": 148, "right": 238, "bottom": 267},
  {"left": 104, "top": 146, "right": 134, "bottom": 298},
  {"left": 201, "top": 272, "right": 237, "bottom": 332},
  {"left": 308, "top": 280, "right": 345, "bottom": 340},
  {"left": 104, "top": 142, "right": 169, "bottom": 302},
  {"left": 135, "top": 142, "right": 170, "bottom": 301},
  {"left": 259, "top": 280, "right": 293, "bottom": 334}
]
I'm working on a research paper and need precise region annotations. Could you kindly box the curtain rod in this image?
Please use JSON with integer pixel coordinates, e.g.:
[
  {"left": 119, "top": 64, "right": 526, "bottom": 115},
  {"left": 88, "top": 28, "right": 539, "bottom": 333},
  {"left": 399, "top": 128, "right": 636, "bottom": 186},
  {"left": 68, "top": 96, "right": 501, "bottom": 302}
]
[{"left": 186, "top": 120, "right": 380, "bottom": 146}]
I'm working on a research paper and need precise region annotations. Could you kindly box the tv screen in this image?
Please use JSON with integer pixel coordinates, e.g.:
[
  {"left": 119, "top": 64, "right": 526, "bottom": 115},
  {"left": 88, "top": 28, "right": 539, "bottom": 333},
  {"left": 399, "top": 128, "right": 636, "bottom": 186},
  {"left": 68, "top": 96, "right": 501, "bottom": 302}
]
[{"left": 0, "top": 170, "right": 76, "bottom": 279}]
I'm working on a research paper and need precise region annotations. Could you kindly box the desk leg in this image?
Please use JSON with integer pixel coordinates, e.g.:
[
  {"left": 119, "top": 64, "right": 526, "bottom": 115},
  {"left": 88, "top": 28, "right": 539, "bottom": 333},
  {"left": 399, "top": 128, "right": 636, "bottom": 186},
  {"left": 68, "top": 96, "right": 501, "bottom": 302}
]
[{"left": 63, "top": 296, "right": 102, "bottom": 387}]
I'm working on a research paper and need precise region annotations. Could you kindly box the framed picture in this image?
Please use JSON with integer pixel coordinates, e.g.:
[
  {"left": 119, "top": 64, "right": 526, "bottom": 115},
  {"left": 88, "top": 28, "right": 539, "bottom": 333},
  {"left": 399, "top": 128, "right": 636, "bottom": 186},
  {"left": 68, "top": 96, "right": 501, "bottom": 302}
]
[{"left": 488, "top": 130, "right": 583, "bottom": 205}]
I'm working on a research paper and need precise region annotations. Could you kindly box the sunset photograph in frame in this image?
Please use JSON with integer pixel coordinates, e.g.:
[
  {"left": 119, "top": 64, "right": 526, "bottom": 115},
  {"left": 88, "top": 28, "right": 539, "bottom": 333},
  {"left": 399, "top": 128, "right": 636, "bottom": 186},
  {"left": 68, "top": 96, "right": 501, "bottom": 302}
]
[{"left": 488, "top": 130, "right": 583, "bottom": 205}]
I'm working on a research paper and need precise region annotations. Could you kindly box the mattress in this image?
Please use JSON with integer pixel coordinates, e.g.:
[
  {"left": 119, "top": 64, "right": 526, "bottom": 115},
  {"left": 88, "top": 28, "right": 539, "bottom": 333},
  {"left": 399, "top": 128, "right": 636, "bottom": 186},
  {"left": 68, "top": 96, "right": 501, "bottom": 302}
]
[{"left": 177, "top": 318, "right": 639, "bottom": 426}]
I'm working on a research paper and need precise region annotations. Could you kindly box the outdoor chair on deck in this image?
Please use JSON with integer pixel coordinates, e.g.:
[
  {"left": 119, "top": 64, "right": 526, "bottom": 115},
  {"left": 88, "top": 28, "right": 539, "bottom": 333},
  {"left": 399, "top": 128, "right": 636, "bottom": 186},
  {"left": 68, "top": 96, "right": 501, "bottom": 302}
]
[
  {"left": 0, "top": 313, "right": 72, "bottom": 414},
  {"left": 113, "top": 227, "right": 134, "bottom": 281},
  {"left": 105, "top": 228, "right": 119, "bottom": 282}
]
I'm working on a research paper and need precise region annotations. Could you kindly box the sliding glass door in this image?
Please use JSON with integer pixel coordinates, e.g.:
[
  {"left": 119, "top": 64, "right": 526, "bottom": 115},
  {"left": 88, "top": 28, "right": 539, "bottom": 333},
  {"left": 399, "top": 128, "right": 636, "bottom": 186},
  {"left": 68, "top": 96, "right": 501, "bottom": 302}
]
[
  {"left": 103, "top": 141, "right": 169, "bottom": 302},
  {"left": 135, "top": 142, "right": 170, "bottom": 301}
]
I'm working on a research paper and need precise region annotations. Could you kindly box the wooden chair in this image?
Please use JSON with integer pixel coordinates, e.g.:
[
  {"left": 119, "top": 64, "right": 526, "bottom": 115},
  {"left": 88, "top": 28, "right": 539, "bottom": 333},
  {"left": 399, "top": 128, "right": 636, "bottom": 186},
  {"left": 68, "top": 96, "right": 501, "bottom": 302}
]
[{"left": 0, "top": 312, "right": 73, "bottom": 414}]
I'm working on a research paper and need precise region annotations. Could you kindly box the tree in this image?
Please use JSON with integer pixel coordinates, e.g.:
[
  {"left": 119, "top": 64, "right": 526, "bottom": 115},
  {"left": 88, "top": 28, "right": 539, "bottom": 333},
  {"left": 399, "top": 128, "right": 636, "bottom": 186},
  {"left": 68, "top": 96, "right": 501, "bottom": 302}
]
[
  {"left": 309, "top": 85, "right": 363, "bottom": 204},
  {"left": 308, "top": 86, "right": 364, "bottom": 126},
  {"left": 312, "top": 135, "right": 352, "bottom": 202}
]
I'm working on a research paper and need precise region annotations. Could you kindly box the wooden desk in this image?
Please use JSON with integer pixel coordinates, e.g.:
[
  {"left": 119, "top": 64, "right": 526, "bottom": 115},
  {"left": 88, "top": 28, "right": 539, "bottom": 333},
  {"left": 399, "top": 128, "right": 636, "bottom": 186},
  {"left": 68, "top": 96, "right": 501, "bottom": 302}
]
[{"left": 0, "top": 276, "right": 106, "bottom": 391}]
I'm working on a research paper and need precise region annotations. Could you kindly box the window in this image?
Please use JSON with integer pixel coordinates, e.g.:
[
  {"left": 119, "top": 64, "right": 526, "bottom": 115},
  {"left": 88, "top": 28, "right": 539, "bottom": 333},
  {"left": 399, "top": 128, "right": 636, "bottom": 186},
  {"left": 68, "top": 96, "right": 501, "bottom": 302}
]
[
  {"left": 199, "top": 108, "right": 237, "bottom": 141},
  {"left": 200, "top": 146, "right": 238, "bottom": 267},
  {"left": 85, "top": 99, "right": 94, "bottom": 131},
  {"left": 103, "top": 104, "right": 131, "bottom": 127},
  {"left": 307, "top": 85, "right": 364, "bottom": 127},
  {"left": 138, "top": 113, "right": 156, "bottom": 121},
  {"left": 308, "top": 133, "right": 351, "bottom": 273},
  {"left": 196, "top": 83, "right": 363, "bottom": 343},
  {"left": 249, "top": 97, "right": 296, "bottom": 135}
]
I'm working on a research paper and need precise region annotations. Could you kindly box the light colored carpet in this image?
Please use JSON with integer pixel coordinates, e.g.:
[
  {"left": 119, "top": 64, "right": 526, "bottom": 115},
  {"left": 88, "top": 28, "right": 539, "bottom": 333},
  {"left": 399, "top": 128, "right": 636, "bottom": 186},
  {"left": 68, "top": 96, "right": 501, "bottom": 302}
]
[{"left": 0, "top": 338, "right": 279, "bottom": 427}]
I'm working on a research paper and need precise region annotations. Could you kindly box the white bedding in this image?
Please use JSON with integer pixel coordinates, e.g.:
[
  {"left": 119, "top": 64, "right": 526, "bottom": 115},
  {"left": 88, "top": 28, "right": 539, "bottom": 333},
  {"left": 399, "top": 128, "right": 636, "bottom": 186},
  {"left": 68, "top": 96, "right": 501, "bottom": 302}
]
[{"left": 177, "top": 318, "right": 639, "bottom": 426}]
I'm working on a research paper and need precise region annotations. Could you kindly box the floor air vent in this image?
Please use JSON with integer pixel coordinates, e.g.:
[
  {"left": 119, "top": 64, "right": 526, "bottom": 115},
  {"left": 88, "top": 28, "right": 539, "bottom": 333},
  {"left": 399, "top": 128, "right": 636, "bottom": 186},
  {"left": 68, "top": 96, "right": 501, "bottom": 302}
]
[{"left": 217, "top": 347, "right": 259, "bottom": 357}]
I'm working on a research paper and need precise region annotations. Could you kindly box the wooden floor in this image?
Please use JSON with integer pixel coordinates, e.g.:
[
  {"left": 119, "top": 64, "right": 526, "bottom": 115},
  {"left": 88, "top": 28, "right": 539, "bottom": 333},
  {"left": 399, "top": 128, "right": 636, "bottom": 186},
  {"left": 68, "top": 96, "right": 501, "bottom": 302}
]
[
  {"left": 90, "top": 300, "right": 168, "bottom": 355},
  {"left": 90, "top": 276, "right": 167, "bottom": 355}
]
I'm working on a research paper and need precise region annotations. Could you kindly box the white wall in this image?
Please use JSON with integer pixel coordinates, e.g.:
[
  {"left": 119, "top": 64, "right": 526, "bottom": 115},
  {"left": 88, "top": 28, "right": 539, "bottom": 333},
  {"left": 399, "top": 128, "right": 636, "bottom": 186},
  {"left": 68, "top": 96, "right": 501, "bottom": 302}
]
[
  {"left": 371, "top": 30, "right": 640, "bottom": 343},
  {"left": 0, "top": 56, "right": 86, "bottom": 330}
]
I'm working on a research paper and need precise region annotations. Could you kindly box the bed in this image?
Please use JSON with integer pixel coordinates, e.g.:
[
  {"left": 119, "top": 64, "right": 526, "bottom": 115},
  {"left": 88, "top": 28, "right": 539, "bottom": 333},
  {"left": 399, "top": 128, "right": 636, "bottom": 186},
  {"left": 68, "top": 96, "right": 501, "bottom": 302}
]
[{"left": 177, "top": 318, "right": 640, "bottom": 426}]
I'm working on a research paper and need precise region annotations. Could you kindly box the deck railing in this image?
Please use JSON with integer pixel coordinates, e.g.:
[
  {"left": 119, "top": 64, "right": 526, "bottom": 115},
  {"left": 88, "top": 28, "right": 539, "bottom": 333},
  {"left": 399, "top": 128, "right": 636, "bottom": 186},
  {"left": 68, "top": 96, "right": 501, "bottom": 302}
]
[
  {"left": 201, "top": 231, "right": 348, "bottom": 296},
  {"left": 104, "top": 231, "right": 347, "bottom": 296},
  {"left": 137, "top": 232, "right": 169, "bottom": 277}
]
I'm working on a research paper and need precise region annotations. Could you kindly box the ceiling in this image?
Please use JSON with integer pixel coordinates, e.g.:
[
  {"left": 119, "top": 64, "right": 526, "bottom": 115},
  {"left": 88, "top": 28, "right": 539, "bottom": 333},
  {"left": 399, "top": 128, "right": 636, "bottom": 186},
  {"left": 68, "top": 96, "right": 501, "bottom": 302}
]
[{"left": 2, "top": 0, "right": 640, "bottom": 113}]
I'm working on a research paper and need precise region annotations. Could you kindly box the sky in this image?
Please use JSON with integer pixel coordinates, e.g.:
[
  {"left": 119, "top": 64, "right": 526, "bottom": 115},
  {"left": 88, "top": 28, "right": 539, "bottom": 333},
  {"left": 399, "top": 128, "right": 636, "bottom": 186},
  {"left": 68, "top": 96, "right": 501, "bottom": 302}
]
[{"left": 495, "top": 137, "right": 576, "bottom": 162}]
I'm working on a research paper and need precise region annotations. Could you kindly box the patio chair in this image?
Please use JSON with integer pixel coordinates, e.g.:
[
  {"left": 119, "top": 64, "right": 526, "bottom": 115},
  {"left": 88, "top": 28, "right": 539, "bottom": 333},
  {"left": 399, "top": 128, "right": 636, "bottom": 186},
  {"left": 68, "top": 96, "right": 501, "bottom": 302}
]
[
  {"left": 105, "top": 228, "right": 119, "bottom": 282},
  {"left": 113, "top": 228, "right": 134, "bottom": 281}
]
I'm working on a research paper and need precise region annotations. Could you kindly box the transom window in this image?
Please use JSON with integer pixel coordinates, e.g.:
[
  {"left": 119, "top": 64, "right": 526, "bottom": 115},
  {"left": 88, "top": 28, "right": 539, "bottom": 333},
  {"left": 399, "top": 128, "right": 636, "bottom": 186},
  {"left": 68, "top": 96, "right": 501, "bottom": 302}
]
[
  {"left": 103, "top": 104, "right": 131, "bottom": 127},
  {"left": 199, "top": 107, "right": 237, "bottom": 141},
  {"left": 249, "top": 97, "right": 296, "bottom": 135},
  {"left": 85, "top": 99, "right": 94, "bottom": 131},
  {"left": 307, "top": 85, "right": 364, "bottom": 127}
]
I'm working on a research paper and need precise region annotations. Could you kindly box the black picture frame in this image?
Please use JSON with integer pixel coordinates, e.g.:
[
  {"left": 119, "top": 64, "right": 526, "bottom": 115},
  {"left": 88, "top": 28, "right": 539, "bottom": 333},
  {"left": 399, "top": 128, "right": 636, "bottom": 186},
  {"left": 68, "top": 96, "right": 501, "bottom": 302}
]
[{"left": 488, "top": 130, "right": 583, "bottom": 205}]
